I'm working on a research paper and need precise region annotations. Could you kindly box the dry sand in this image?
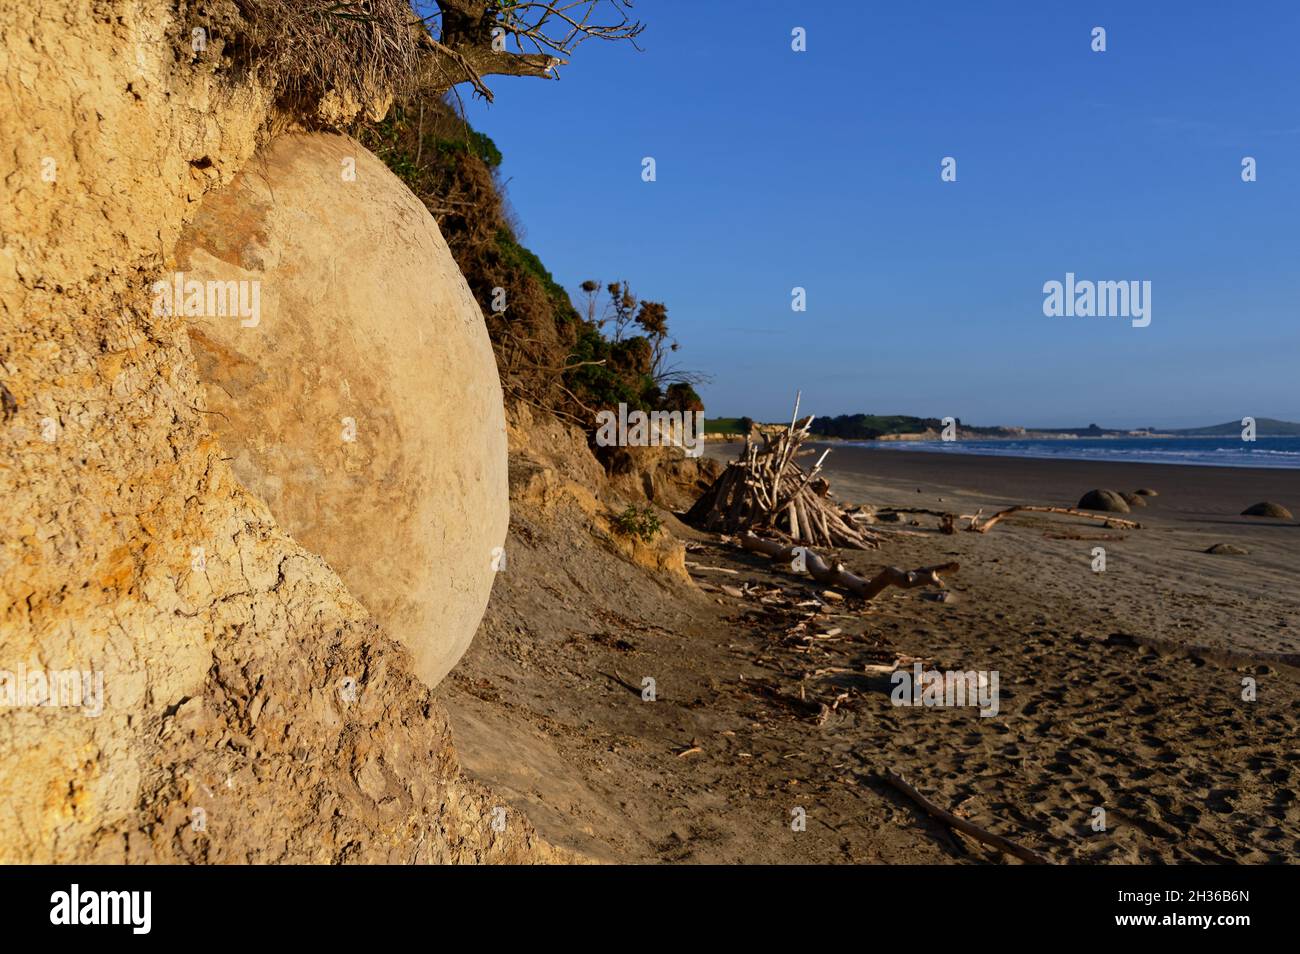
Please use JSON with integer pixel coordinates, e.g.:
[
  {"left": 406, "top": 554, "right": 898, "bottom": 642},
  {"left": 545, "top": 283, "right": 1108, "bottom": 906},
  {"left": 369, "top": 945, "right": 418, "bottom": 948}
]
[{"left": 441, "top": 444, "right": 1300, "bottom": 863}]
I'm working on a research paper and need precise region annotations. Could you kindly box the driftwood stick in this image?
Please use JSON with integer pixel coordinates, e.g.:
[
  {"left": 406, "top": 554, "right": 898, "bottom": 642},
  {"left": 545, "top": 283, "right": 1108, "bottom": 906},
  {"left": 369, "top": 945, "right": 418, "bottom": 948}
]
[
  {"left": 726, "top": 470, "right": 751, "bottom": 525},
  {"left": 811, "top": 500, "right": 833, "bottom": 546},
  {"left": 968, "top": 505, "right": 1142, "bottom": 534},
  {"left": 739, "top": 532, "right": 958, "bottom": 600},
  {"left": 882, "top": 507, "right": 975, "bottom": 517},
  {"left": 794, "top": 495, "right": 813, "bottom": 547},
  {"left": 880, "top": 770, "right": 1051, "bottom": 865},
  {"left": 769, "top": 393, "right": 801, "bottom": 494},
  {"left": 773, "top": 447, "right": 831, "bottom": 515}
]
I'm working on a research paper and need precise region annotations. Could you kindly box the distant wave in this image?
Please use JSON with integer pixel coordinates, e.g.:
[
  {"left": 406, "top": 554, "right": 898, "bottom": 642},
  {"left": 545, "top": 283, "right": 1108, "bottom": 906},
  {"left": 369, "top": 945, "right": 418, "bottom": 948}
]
[{"left": 839, "top": 436, "right": 1300, "bottom": 469}]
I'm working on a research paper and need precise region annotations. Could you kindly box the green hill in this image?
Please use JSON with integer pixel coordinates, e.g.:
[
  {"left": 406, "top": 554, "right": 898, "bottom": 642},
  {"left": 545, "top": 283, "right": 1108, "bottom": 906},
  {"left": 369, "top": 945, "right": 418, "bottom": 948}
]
[
  {"left": 1172, "top": 418, "right": 1300, "bottom": 436},
  {"left": 809, "top": 414, "right": 1008, "bottom": 440}
]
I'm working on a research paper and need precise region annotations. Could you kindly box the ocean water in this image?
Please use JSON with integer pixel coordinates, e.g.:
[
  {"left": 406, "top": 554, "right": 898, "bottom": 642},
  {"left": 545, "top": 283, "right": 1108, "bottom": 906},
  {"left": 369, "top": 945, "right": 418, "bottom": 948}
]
[{"left": 842, "top": 436, "right": 1300, "bottom": 470}]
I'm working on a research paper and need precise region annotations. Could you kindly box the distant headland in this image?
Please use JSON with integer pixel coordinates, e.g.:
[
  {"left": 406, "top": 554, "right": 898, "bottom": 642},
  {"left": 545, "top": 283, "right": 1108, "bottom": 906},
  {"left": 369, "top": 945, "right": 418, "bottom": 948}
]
[{"left": 705, "top": 415, "right": 1300, "bottom": 441}]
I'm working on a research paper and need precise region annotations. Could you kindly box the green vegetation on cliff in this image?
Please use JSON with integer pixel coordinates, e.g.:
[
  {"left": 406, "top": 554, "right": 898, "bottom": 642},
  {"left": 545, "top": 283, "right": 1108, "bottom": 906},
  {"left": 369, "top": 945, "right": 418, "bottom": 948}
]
[{"left": 359, "top": 96, "right": 700, "bottom": 425}]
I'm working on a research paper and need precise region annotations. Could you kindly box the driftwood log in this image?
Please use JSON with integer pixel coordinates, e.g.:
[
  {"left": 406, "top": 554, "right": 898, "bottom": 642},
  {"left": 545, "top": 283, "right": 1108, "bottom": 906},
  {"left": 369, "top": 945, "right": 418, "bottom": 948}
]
[
  {"left": 967, "top": 506, "right": 1142, "bottom": 533},
  {"left": 687, "top": 393, "right": 878, "bottom": 549},
  {"left": 739, "top": 532, "right": 958, "bottom": 600},
  {"left": 852, "top": 504, "right": 1144, "bottom": 536},
  {"left": 880, "top": 770, "right": 1051, "bottom": 865}
]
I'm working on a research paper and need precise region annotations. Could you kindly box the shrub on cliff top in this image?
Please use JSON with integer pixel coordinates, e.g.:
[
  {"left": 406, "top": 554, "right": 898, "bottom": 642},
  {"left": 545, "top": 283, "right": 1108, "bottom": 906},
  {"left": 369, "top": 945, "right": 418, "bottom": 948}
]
[
  {"left": 213, "top": 1, "right": 644, "bottom": 116},
  {"left": 228, "top": 0, "right": 422, "bottom": 110},
  {"left": 358, "top": 95, "right": 705, "bottom": 428}
]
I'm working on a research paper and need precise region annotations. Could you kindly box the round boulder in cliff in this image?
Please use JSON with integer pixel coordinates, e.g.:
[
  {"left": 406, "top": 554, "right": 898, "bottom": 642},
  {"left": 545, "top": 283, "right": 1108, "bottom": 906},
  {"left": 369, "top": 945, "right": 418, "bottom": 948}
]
[{"left": 176, "top": 132, "right": 508, "bottom": 688}]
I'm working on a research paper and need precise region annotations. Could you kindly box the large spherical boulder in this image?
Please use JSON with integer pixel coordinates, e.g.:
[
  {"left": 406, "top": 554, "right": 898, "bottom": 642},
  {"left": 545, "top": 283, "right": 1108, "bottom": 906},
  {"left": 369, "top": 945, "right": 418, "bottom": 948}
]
[
  {"left": 1242, "top": 502, "right": 1293, "bottom": 519},
  {"left": 175, "top": 132, "right": 508, "bottom": 688},
  {"left": 1078, "top": 489, "right": 1130, "bottom": 513}
]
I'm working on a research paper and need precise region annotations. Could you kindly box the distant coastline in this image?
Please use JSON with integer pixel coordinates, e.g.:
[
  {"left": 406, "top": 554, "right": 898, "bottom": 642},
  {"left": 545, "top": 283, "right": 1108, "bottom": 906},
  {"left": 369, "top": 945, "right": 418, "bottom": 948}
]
[
  {"left": 705, "top": 415, "right": 1300, "bottom": 446},
  {"left": 825, "top": 434, "right": 1300, "bottom": 470}
]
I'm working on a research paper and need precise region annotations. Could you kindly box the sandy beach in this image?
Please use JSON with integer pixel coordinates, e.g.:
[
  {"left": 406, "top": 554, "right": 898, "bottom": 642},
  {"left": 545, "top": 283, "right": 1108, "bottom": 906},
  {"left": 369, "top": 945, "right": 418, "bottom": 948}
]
[
  {"left": 10, "top": 0, "right": 1299, "bottom": 907},
  {"left": 803, "top": 443, "right": 1300, "bottom": 658},
  {"left": 445, "top": 443, "right": 1300, "bottom": 863}
]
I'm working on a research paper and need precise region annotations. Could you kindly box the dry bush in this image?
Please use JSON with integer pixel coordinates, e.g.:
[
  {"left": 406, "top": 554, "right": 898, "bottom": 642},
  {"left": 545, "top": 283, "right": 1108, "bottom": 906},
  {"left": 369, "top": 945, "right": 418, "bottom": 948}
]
[{"left": 230, "top": 0, "right": 421, "bottom": 108}]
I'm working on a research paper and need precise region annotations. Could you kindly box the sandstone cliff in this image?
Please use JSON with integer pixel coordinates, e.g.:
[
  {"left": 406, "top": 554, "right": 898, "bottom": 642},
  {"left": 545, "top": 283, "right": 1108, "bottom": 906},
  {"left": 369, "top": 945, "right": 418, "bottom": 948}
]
[{"left": 0, "top": 0, "right": 553, "bottom": 863}]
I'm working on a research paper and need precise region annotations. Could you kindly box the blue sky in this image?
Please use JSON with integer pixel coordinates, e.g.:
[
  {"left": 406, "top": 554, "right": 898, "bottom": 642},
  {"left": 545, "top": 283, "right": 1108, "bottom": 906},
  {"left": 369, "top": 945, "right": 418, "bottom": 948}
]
[{"left": 457, "top": 1, "right": 1300, "bottom": 428}]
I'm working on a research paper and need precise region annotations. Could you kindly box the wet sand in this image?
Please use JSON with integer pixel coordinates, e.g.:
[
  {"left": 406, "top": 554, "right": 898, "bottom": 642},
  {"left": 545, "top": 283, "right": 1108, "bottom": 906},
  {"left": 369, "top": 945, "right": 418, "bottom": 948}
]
[{"left": 806, "top": 442, "right": 1300, "bottom": 526}]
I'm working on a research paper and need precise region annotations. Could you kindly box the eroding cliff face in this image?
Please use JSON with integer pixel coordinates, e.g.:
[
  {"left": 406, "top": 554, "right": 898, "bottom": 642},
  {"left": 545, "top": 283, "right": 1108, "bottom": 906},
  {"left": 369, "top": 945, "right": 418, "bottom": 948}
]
[{"left": 0, "top": 0, "right": 547, "bottom": 863}]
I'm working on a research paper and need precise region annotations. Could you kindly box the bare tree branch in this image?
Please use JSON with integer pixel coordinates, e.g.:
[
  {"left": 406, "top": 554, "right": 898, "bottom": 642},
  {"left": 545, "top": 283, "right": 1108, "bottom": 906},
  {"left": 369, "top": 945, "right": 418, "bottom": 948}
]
[{"left": 416, "top": 0, "right": 643, "bottom": 100}]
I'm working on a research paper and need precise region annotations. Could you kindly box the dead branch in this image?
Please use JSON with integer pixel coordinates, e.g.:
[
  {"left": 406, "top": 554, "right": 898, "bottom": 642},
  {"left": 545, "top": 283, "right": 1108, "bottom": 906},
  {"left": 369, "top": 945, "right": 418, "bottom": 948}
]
[
  {"left": 967, "top": 505, "right": 1143, "bottom": 534},
  {"left": 880, "top": 770, "right": 1051, "bottom": 865},
  {"left": 418, "top": 33, "right": 562, "bottom": 100},
  {"left": 739, "top": 532, "right": 958, "bottom": 601},
  {"left": 420, "top": 1, "right": 643, "bottom": 99},
  {"left": 597, "top": 669, "right": 642, "bottom": 697}
]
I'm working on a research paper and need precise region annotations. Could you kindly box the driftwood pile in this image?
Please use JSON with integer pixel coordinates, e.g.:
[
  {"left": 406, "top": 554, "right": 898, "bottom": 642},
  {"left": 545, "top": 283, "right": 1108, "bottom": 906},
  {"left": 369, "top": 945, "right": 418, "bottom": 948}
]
[{"left": 686, "top": 394, "right": 878, "bottom": 549}]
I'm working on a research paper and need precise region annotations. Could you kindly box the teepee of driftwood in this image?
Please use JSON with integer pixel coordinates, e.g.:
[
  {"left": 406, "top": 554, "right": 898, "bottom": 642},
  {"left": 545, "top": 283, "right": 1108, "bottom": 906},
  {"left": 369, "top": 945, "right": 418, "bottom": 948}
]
[{"left": 686, "top": 393, "right": 880, "bottom": 549}]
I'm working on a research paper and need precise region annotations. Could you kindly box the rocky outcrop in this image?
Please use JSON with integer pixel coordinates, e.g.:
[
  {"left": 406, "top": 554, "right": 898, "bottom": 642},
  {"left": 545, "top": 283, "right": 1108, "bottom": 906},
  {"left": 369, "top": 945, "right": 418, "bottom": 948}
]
[
  {"left": 506, "top": 404, "right": 690, "bottom": 580},
  {"left": 601, "top": 445, "right": 724, "bottom": 512},
  {"left": 0, "top": 0, "right": 549, "bottom": 863}
]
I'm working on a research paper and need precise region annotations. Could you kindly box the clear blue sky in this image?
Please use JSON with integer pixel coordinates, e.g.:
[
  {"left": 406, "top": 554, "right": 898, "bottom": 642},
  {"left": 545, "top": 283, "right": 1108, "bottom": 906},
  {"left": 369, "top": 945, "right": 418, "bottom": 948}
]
[{"left": 456, "top": 0, "right": 1300, "bottom": 428}]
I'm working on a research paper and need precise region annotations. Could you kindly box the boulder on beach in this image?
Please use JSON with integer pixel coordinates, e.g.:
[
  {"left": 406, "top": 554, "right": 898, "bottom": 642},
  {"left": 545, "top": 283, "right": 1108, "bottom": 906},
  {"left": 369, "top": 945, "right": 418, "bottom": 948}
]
[
  {"left": 1078, "top": 489, "right": 1131, "bottom": 513},
  {"left": 1120, "top": 492, "right": 1147, "bottom": 508},
  {"left": 1241, "top": 502, "right": 1293, "bottom": 519},
  {"left": 1135, "top": 488, "right": 1158, "bottom": 497},
  {"left": 1205, "top": 543, "right": 1249, "bottom": 555}
]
